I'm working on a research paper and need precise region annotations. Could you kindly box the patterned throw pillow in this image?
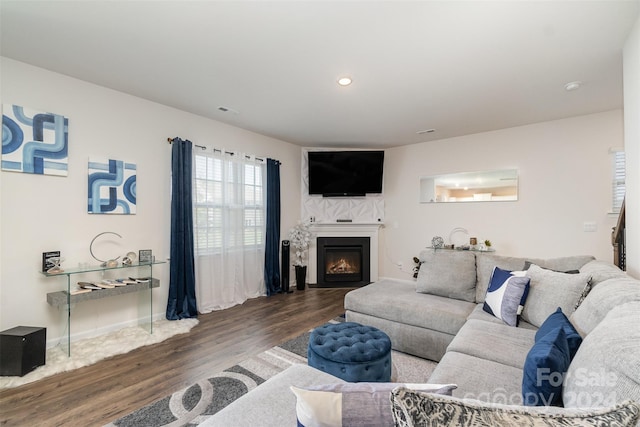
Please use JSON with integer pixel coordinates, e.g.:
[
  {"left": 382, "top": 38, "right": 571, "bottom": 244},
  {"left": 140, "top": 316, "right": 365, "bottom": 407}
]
[
  {"left": 482, "top": 266, "right": 531, "bottom": 327},
  {"left": 291, "top": 382, "right": 456, "bottom": 427},
  {"left": 390, "top": 388, "right": 640, "bottom": 427}
]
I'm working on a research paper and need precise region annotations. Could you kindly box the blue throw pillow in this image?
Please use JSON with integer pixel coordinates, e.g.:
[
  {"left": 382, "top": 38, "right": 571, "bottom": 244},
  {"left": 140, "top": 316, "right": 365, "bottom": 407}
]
[
  {"left": 483, "top": 266, "right": 531, "bottom": 327},
  {"left": 536, "top": 307, "right": 583, "bottom": 359},
  {"left": 522, "top": 327, "right": 571, "bottom": 406}
]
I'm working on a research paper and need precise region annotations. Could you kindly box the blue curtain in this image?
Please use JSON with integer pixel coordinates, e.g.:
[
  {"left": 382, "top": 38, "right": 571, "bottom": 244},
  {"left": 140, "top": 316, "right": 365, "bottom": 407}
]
[
  {"left": 167, "top": 138, "right": 198, "bottom": 320},
  {"left": 264, "top": 158, "right": 281, "bottom": 296}
]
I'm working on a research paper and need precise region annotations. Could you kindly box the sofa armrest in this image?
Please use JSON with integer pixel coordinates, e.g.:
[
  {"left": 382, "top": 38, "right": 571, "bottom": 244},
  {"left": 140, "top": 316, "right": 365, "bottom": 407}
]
[{"left": 199, "top": 364, "right": 344, "bottom": 427}]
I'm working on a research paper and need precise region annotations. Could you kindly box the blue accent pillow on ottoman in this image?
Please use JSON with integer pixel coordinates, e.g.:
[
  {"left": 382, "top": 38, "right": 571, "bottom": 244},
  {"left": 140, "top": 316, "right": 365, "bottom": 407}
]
[
  {"left": 483, "top": 266, "right": 531, "bottom": 326},
  {"left": 522, "top": 327, "right": 571, "bottom": 406},
  {"left": 536, "top": 307, "right": 583, "bottom": 359}
]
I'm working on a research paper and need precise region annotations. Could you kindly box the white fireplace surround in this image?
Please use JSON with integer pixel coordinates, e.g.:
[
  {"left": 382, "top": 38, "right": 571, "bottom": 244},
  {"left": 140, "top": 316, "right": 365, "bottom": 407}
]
[{"left": 308, "top": 222, "right": 383, "bottom": 285}]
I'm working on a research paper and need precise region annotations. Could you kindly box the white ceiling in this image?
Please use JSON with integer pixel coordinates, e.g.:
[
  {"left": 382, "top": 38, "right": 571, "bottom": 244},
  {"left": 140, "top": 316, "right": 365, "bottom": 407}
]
[{"left": 1, "top": 1, "right": 638, "bottom": 148}]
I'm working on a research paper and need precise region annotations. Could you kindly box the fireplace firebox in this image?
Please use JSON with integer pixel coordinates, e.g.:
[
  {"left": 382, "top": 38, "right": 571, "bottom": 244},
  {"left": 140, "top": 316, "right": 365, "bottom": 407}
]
[{"left": 316, "top": 237, "right": 370, "bottom": 287}]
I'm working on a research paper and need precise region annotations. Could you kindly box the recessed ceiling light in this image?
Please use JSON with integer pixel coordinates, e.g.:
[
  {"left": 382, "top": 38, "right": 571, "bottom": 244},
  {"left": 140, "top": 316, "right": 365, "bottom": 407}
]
[
  {"left": 337, "top": 76, "right": 352, "bottom": 86},
  {"left": 416, "top": 129, "right": 436, "bottom": 135},
  {"left": 564, "top": 81, "right": 582, "bottom": 91}
]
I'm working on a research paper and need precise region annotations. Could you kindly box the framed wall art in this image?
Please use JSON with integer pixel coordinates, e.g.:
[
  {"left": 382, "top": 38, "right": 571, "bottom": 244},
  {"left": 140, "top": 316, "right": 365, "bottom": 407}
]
[
  {"left": 2, "top": 104, "right": 69, "bottom": 176},
  {"left": 88, "top": 157, "right": 137, "bottom": 214}
]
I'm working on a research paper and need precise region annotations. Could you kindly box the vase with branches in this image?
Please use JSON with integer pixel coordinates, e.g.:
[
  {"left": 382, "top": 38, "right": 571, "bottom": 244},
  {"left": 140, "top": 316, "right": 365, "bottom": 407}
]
[
  {"left": 288, "top": 220, "right": 312, "bottom": 290},
  {"left": 289, "top": 220, "right": 312, "bottom": 266}
]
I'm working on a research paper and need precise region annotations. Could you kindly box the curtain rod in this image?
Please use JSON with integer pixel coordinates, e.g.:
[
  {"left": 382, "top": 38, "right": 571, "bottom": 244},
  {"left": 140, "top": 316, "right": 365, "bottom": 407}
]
[
  {"left": 167, "top": 137, "right": 206, "bottom": 150},
  {"left": 167, "top": 137, "right": 279, "bottom": 164}
]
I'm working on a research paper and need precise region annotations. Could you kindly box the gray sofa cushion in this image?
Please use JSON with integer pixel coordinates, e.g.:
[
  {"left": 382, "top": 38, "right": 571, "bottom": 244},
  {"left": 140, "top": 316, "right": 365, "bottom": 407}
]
[
  {"left": 417, "top": 250, "right": 477, "bottom": 302},
  {"left": 521, "top": 265, "right": 591, "bottom": 328},
  {"left": 428, "top": 350, "right": 525, "bottom": 404},
  {"left": 570, "top": 278, "right": 640, "bottom": 336},
  {"left": 526, "top": 255, "right": 595, "bottom": 273},
  {"left": 475, "top": 255, "right": 593, "bottom": 303},
  {"left": 466, "top": 303, "right": 537, "bottom": 330},
  {"left": 564, "top": 302, "right": 640, "bottom": 408},
  {"left": 446, "top": 319, "right": 536, "bottom": 369},
  {"left": 579, "top": 260, "right": 628, "bottom": 287},
  {"left": 345, "top": 279, "right": 475, "bottom": 336},
  {"left": 346, "top": 310, "right": 457, "bottom": 362},
  {"left": 200, "top": 364, "right": 344, "bottom": 427}
]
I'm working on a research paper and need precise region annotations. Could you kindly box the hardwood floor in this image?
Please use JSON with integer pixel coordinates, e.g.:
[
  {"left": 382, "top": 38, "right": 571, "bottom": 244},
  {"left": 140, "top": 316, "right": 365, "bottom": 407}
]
[{"left": 0, "top": 287, "right": 352, "bottom": 427}]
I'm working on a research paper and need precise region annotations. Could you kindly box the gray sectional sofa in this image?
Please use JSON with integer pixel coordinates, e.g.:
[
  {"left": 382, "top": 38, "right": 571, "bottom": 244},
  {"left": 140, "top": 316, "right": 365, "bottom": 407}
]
[{"left": 203, "top": 251, "right": 640, "bottom": 426}]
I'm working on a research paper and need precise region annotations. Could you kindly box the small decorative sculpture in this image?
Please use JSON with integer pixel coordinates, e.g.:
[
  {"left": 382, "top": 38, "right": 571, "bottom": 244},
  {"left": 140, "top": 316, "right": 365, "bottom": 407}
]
[
  {"left": 89, "top": 231, "right": 122, "bottom": 267},
  {"left": 122, "top": 252, "right": 137, "bottom": 265},
  {"left": 431, "top": 236, "right": 444, "bottom": 249},
  {"left": 46, "top": 257, "right": 64, "bottom": 273}
]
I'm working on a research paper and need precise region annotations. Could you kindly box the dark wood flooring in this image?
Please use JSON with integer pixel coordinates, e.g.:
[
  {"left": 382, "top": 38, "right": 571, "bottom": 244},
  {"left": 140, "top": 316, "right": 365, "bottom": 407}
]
[{"left": 0, "top": 287, "right": 352, "bottom": 427}]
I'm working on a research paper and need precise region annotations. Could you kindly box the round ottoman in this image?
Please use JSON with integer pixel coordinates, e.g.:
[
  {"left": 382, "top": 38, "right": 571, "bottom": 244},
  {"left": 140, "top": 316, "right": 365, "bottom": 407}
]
[{"left": 307, "top": 322, "right": 392, "bottom": 382}]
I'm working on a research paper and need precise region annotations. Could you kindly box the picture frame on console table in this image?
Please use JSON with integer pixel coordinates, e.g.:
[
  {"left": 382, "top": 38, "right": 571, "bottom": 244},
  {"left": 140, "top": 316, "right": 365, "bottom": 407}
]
[
  {"left": 42, "top": 251, "right": 61, "bottom": 272},
  {"left": 139, "top": 249, "right": 152, "bottom": 264}
]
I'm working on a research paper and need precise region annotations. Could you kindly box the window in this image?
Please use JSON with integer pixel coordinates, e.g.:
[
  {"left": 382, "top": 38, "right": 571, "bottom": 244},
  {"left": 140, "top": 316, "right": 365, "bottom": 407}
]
[
  {"left": 193, "top": 152, "right": 265, "bottom": 255},
  {"left": 611, "top": 149, "right": 625, "bottom": 214}
]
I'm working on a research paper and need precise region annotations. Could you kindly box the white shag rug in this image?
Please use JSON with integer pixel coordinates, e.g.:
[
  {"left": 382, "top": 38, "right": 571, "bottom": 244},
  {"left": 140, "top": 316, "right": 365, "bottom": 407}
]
[{"left": 0, "top": 318, "right": 199, "bottom": 389}]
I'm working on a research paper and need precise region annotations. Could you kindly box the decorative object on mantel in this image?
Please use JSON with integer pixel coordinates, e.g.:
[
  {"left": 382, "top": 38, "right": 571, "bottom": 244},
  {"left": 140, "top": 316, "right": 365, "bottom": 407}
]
[
  {"left": 89, "top": 231, "right": 122, "bottom": 267},
  {"left": 289, "top": 221, "right": 312, "bottom": 290}
]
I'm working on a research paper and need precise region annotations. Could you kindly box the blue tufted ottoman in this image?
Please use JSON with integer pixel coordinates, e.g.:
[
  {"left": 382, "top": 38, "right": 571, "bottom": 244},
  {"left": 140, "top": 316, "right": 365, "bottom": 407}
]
[{"left": 307, "top": 322, "right": 392, "bottom": 382}]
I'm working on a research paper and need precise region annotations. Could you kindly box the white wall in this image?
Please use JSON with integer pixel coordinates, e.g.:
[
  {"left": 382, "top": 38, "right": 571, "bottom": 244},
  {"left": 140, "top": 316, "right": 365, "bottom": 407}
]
[
  {"left": 624, "top": 16, "right": 640, "bottom": 278},
  {"left": 381, "top": 111, "right": 623, "bottom": 280},
  {"left": 0, "top": 58, "right": 301, "bottom": 345}
]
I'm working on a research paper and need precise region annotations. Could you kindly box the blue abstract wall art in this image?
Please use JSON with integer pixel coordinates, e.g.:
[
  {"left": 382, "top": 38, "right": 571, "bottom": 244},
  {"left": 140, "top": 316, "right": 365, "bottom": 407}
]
[
  {"left": 88, "top": 157, "right": 137, "bottom": 214},
  {"left": 2, "top": 104, "right": 69, "bottom": 176}
]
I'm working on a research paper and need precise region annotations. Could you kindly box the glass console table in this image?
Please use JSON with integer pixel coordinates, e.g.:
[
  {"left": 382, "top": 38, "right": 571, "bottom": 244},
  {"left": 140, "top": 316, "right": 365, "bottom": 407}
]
[{"left": 41, "top": 261, "right": 165, "bottom": 356}]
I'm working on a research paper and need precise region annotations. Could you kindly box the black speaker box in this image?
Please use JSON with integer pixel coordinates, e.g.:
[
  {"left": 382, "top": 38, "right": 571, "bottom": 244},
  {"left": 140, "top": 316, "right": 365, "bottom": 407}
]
[
  {"left": 0, "top": 326, "right": 46, "bottom": 377},
  {"left": 281, "top": 240, "right": 292, "bottom": 293}
]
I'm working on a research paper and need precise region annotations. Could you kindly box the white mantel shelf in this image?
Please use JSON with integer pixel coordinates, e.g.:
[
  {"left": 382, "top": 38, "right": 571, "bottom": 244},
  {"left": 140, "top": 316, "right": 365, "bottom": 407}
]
[{"left": 308, "top": 222, "right": 383, "bottom": 285}]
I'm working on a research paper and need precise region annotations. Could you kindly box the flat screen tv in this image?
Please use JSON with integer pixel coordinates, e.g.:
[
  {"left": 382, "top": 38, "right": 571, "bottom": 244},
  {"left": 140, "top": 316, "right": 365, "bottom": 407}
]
[{"left": 308, "top": 150, "right": 384, "bottom": 197}]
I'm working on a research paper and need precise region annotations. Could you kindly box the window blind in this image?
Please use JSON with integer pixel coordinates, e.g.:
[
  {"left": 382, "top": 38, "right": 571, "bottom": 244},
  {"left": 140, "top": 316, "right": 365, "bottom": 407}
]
[
  {"left": 193, "top": 152, "right": 265, "bottom": 255},
  {"left": 612, "top": 149, "right": 625, "bottom": 213}
]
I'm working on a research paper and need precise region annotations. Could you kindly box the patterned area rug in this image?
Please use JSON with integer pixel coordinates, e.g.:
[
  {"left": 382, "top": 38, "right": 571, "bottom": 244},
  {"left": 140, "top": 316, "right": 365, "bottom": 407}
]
[{"left": 106, "top": 318, "right": 437, "bottom": 427}]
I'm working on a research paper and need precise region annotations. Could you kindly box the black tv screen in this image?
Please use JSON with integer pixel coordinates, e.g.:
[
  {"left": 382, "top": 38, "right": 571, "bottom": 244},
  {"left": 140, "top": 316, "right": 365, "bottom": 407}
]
[{"left": 308, "top": 151, "right": 384, "bottom": 196}]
